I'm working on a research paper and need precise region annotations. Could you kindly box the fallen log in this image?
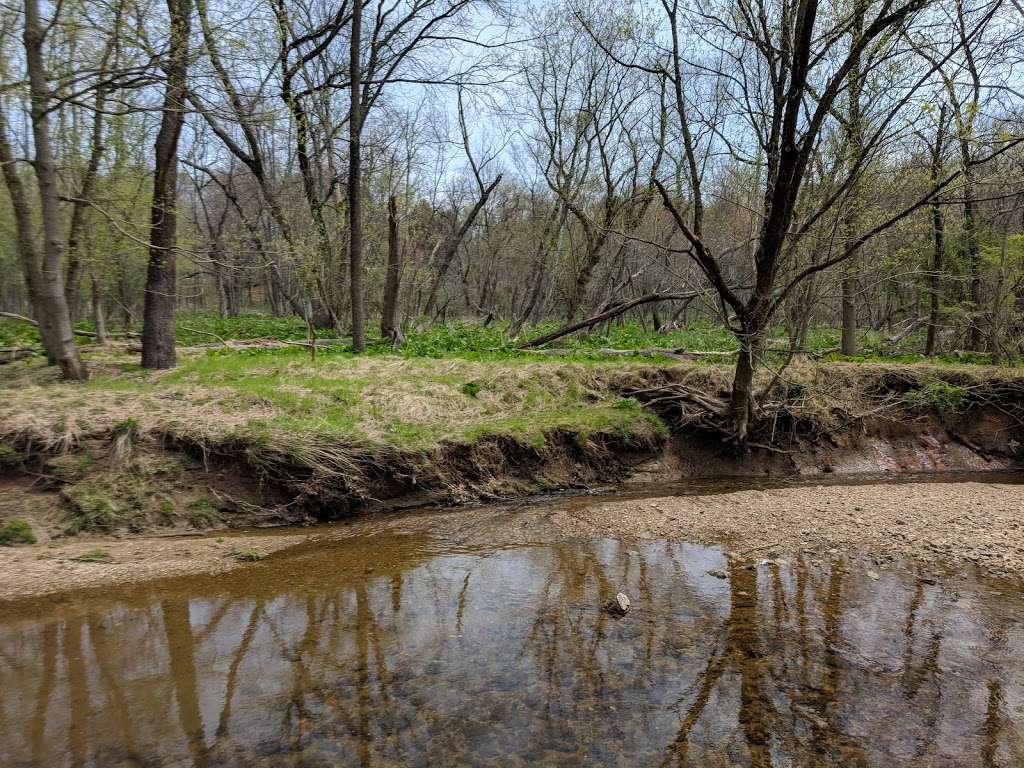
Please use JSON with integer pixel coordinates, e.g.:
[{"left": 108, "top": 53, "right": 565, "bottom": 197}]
[
  {"left": 525, "top": 347, "right": 739, "bottom": 360},
  {"left": 517, "top": 292, "right": 698, "bottom": 349},
  {"left": 0, "top": 311, "right": 138, "bottom": 339},
  {"left": 0, "top": 347, "right": 37, "bottom": 364}
]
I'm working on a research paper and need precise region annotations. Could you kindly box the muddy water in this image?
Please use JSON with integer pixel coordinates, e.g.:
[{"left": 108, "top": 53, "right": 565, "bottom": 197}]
[{"left": 2, "top": 509, "right": 1024, "bottom": 766}]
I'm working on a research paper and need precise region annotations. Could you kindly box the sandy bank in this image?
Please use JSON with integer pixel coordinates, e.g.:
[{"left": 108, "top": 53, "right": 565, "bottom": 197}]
[
  {"left": 0, "top": 529, "right": 310, "bottom": 602},
  {"left": 547, "top": 480, "right": 1024, "bottom": 576},
  {"left": 2, "top": 478, "right": 1022, "bottom": 603}
]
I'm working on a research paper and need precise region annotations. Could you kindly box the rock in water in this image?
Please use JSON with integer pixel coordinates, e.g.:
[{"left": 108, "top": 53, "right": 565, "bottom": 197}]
[{"left": 604, "top": 592, "right": 631, "bottom": 616}]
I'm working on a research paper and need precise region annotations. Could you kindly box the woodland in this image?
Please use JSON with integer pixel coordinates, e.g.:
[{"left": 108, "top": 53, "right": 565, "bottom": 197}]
[{"left": 1, "top": 0, "right": 1023, "bottom": 444}]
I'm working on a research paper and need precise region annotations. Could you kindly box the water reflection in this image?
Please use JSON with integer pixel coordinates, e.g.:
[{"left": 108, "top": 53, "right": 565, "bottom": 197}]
[{"left": 1, "top": 534, "right": 1022, "bottom": 767}]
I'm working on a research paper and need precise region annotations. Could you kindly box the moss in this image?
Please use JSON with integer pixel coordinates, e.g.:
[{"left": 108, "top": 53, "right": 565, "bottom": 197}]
[
  {"left": 61, "top": 473, "right": 175, "bottom": 534},
  {"left": 229, "top": 548, "right": 263, "bottom": 562},
  {"left": 0, "top": 442, "right": 23, "bottom": 470},
  {"left": 186, "top": 498, "right": 222, "bottom": 529},
  {"left": 0, "top": 518, "right": 35, "bottom": 545},
  {"left": 71, "top": 548, "right": 112, "bottom": 563}
]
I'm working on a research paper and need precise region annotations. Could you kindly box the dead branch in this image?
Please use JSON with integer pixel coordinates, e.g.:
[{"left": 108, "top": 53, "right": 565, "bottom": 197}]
[
  {"left": 526, "top": 347, "right": 739, "bottom": 361},
  {"left": 517, "top": 292, "right": 698, "bottom": 348},
  {"left": 0, "top": 311, "right": 138, "bottom": 339},
  {"left": 0, "top": 347, "right": 37, "bottom": 364}
]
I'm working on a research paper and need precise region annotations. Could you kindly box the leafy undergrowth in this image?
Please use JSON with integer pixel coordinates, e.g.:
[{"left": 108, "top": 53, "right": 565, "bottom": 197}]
[{"left": 3, "top": 312, "right": 1011, "bottom": 367}]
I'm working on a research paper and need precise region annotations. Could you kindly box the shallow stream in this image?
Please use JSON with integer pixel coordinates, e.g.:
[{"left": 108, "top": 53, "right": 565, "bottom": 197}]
[{"left": 2, "top": 476, "right": 1023, "bottom": 767}]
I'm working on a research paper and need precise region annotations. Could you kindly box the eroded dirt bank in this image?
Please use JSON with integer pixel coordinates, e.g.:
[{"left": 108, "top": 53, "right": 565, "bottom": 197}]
[{"left": 2, "top": 477, "right": 1023, "bottom": 603}]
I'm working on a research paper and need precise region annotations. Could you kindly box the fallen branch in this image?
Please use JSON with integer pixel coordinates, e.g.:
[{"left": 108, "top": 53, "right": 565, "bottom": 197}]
[
  {"left": 517, "top": 292, "right": 697, "bottom": 348},
  {"left": 0, "top": 346, "right": 37, "bottom": 364},
  {"left": 526, "top": 347, "right": 739, "bottom": 360},
  {"left": 180, "top": 326, "right": 232, "bottom": 347},
  {"left": 0, "top": 311, "right": 138, "bottom": 339}
]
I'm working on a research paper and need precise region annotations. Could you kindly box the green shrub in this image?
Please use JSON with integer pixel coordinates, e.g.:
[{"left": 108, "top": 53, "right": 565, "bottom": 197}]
[
  {"left": 902, "top": 380, "right": 969, "bottom": 413},
  {"left": 0, "top": 443, "right": 23, "bottom": 470},
  {"left": 186, "top": 498, "right": 222, "bottom": 529},
  {"left": 0, "top": 518, "right": 35, "bottom": 545}
]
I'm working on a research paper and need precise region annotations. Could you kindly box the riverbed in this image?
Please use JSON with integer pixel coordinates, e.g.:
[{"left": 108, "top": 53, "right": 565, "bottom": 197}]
[{"left": 1, "top": 474, "right": 1023, "bottom": 766}]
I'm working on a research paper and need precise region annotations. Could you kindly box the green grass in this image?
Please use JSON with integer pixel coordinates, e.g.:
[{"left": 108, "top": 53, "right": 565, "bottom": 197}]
[
  {"left": 3, "top": 314, "right": 1019, "bottom": 484},
  {"left": 0, "top": 518, "right": 35, "bottom": 545},
  {"left": 2, "top": 311, "right": 1015, "bottom": 367},
  {"left": 70, "top": 548, "right": 112, "bottom": 563},
  {"left": 229, "top": 548, "right": 263, "bottom": 562}
]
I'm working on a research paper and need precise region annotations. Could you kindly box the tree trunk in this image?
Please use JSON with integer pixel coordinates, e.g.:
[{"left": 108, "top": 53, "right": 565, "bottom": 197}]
[
  {"left": 840, "top": 271, "right": 857, "bottom": 355},
  {"left": 381, "top": 195, "right": 402, "bottom": 339},
  {"left": 91, "top": 275, "right": 108, "bottom": 346},
  {"left": 729, "top": 327, "right": 761, "bottom": 445},
  {"left": 18, "top": 0, "right": 88, "bottom": 380},
  {"left": 925, "top": 104, "right": 947, "bottom": 357},
  {"left": 66, "top": 67, "right": 113, "bottom": 317},
  {"left": 839, "top": 3, "right": 864, "bottom": 356},
  {"left": 141, "top": 0, "right": 192, "bottom": 369},
  {"left": 423, "top": 175, "right": 502, "bottom": 318},
  {"left": 348, "top": 0, "right": 365, "bottom": 352},
  {"left": 962, "top": 159, "right": 983, "bottom": 350}
]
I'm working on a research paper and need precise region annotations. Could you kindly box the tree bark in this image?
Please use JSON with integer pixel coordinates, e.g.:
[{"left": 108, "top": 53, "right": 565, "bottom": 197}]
[
  {"left": 141, "top": 0, "right": 192, "bottom": 369},
  {"left": 925, "top": 104, "right": 947, "bottom": 357},
  {"left": 962, "top": 156, "right": 983, "bottom": 350},
  {"left": 17, "top": 0, "right": 88, "bottom": 380},
  {"left": 65, "top": 12, "right": 119, "bottom": 317},
  {"left": 91, "top": 274, "right": 108, "bottom": 346},
  {"left": 840, "top": 1, "right": 864, "bottom": 356},
  {"left": 65, "top": 90, "right": 107, "bottom": 318},
  {"left": 729, "top": 327, "right": 761, "bottom": 444},
  {"left": 381, "top": 195, "right": 402, "bottom": 340},
  {"left": 348, "top": 0, "right": 365, "bottom": 352}
]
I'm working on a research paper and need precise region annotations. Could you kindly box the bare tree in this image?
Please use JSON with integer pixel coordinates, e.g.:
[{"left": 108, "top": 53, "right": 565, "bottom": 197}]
[
  {"left": 141, "top": 0, "right": 193, "bottom": 369},
  {"left": 1, "top": 0, "right": 88, "bottom": 380}
]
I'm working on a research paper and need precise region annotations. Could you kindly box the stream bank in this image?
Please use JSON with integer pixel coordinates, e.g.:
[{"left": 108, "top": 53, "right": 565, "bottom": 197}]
[
  {"left": 1, "top": 474, "right": 1023, "bottom": 604},
  {"left": 0, "top": 358, "right": 1021, "bottom": 564}
]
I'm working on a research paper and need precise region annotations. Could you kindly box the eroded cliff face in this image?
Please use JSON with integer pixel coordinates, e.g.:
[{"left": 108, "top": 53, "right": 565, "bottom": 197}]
[{"left": 1, "top": 363, "right": 1021, "bottom": 537}]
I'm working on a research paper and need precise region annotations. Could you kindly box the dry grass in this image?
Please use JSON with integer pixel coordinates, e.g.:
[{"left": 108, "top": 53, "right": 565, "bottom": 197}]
[
  {"left": 3, "top": 349, "right": 1021, "bottom": 504},
  {"left": 0, "top": 350, "right": 669, "bottom": 508}
]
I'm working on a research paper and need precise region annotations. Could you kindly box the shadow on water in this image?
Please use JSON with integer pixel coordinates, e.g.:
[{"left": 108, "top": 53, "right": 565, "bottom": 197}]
[{"left": 1, "top": 528, "right": 1023, "bottom": 767}]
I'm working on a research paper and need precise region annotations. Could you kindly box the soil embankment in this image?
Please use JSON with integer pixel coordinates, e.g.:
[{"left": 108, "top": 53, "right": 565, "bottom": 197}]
[{"left": 1, "top": 358, "right": 1022, "bottom": 600}]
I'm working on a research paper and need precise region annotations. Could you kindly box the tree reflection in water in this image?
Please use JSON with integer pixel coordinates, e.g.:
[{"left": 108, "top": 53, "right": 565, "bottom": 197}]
[{"left": 1, "top": 532, "right": 1022, "bottom": 767}]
